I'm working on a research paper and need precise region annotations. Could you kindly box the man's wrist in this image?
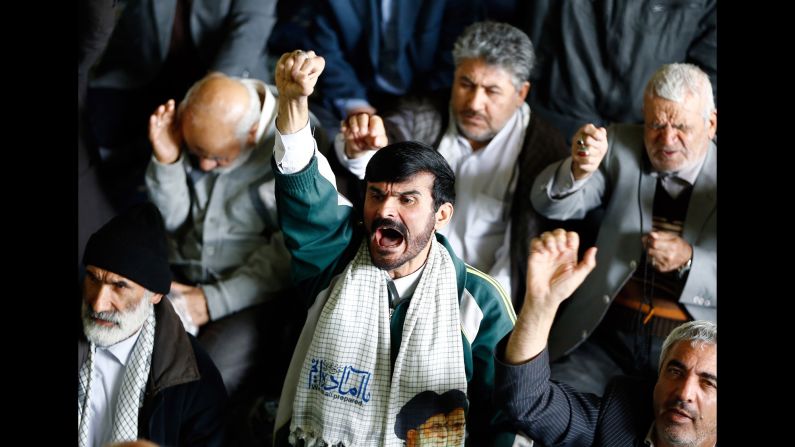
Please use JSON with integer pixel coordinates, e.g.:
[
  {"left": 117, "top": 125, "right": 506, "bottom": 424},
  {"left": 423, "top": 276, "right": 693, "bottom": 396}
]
[{"left": 276, "top": 97, "right": 309, "bottom": 134}]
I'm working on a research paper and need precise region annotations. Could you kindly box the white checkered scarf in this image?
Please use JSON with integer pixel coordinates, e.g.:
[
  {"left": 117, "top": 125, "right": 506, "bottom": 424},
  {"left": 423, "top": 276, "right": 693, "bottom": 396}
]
[
  {"left": 78, "top": 305, "right": 156, "bottom": 446},
  {"left": 289, "top": 237, "right": 466, "bottom": 446}
]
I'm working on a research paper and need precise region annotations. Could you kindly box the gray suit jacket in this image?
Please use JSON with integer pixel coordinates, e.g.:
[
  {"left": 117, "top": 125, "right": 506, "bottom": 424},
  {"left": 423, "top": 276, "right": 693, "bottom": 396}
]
[
  {"left": 531, "top": 124, "right": 717, "bottom": 360},
  {"left": 90, "top": 0, "right": 275, "bottom": 89}
]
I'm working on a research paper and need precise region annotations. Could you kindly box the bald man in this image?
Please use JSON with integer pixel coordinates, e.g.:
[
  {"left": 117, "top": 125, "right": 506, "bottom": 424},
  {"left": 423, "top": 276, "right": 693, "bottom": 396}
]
[{"left": 145, "top": 73, "right": 308, "bottom": 396}]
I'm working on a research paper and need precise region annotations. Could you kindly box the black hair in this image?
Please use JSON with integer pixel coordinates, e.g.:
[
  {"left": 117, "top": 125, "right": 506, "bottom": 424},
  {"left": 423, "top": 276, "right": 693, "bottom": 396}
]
[
  {"left": 394, "top": 389, "right": 469, "bottom": 440},
  {"left": 364, "top": 141, "right": 455, "bottom": 210}
]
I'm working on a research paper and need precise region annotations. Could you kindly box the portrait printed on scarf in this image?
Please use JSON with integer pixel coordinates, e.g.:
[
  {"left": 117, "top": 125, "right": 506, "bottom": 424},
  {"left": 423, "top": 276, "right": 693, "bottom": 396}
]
[{"left": 394, "top": 389, "right": 468, "bottom": 446}]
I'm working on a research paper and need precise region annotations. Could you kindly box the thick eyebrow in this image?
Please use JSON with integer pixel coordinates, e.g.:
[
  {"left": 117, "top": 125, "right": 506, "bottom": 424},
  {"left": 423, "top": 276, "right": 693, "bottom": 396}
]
[
  {"left": 367, "top": 185, "right": 385, "bottom": 195},
  {"left": 666, "top": 359, "right": 717, "bottom": 383},
  {"left": 699, "top": 371, "right": 718, "bottom": 384},
  {"left": 459, "top": 74, "right": 501, "bottom": 91},
  {"left": 666, "top": 359, "right": 686, "bottom": 371},
  {"left": 367, "top": 186, "right": 423, "bottom": 197},
  {"left": 398, "top": 190, "right": 422, "bottom": 197}
]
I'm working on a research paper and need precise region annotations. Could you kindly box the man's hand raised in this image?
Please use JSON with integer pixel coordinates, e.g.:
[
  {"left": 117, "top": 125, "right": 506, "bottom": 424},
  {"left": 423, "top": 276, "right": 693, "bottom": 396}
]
[
  {"left": 341, "top": 113, "right": 388, "bottom": 159},
  {"left": 274, "top": 50, "right": 324, "bottom": 100},
  {"left": 148, "top": 99, "right": 182, "bottom": 164},
  {"left": 275, "top": 50, "right": 325, "bottom": 134},
  {"left": 505, "top": 229, "right": 597, "bottom": 364}
]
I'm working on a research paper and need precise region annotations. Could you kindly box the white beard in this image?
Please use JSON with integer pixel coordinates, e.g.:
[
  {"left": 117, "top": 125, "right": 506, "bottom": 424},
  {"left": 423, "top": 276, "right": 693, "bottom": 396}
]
[{"left": 82, "top": 291, "right": 152, "bottom": 347}]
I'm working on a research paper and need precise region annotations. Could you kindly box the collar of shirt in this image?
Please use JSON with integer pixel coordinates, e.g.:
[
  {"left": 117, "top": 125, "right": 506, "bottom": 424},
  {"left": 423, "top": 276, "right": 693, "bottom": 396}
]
[
  {"left": 440, "top": 102, "right": 529, "bottom": 163},
  {"left": 99, "top": 326, "right": 144, "bottom": 366},
  {"left": 386, "top": 262, "right": 426, "bottom": 307},
  {"left": 254, "top": 81, "right": 278, "bottom": 143},
  {"left": 650, "top": 151, "right": 706, "bottom": 199},
  {"left": 644, "top": 422, "right": 656, "bottom": 446},
  {"left": 650, "top": 150, "right": 707, "bottom": 186},
  {"left": 436, "top": 103, "right": 528, "bottom": 274}
]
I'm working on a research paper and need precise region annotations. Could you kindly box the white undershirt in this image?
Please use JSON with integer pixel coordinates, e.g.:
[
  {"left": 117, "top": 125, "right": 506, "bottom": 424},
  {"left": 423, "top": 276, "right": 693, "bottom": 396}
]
[
  {"left": 436, "top": 103, "right": 529, "bottom": 298},
  {"left": 87, "top": 327, "right": 143, "bottom": 447},
  {"left": 390, "top": 263, "right": 426, "bottom": 305}
]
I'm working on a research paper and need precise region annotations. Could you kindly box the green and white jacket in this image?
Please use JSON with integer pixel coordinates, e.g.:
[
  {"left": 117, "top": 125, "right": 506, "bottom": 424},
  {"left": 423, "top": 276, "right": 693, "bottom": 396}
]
[{"left": 271, "top": 124, "right": 518, "bottom": 446}]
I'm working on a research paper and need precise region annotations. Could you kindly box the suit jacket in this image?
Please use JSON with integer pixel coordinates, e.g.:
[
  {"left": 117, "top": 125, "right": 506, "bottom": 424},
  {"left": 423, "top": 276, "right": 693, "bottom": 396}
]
[
  {"left": 305, "top": 0, "right": 480, "bottom": 114},
  {"left": 90, "top": 0, "right": 275, "bottom": 89},
  {"left": 525, "top": 0, "right": 717, "bottom": 140},
  {"left": 531, "top": 124, "right": 717, "bottom": 360},
  {"left": 345, "top": 95, "right": 570, "bottom": 307},
  {"left": 495, "top": 345, "right": 655, "bottom": 446}
]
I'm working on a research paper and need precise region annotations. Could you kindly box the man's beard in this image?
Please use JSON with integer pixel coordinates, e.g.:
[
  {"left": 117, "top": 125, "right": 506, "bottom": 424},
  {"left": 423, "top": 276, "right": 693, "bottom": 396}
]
[
  {"left": 369, "top": 212, "right": 436, "bottom": 271},
  {"left": 658, "top": 400, "right": 711, "bottom": 447},
  {"left": 82, "top": 292, "right": 152, "bottom": 347},
  {"left": 455, "top": 113, "right": 496, "bottom": 144}
]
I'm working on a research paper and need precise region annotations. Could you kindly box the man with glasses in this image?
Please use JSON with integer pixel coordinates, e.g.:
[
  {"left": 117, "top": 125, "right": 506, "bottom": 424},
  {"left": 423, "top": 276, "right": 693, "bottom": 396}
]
[{"left": 145, "top": 72, "right": 318, "bottom": 398}]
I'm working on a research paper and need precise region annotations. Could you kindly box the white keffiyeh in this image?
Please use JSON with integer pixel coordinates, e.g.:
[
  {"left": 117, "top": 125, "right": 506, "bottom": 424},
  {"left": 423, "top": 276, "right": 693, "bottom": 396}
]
[
  {"left": 289, "top": 236, "right": 467, "bottom": 446},
  {"left": 78, "top": 305, "right": 156, "bottom": 447}
]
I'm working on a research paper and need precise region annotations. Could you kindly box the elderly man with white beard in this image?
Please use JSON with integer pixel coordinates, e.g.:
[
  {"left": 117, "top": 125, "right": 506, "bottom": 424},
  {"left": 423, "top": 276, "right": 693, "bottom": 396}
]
[{"left": 77, "top": 202, "right": 227, "bottom": 447}]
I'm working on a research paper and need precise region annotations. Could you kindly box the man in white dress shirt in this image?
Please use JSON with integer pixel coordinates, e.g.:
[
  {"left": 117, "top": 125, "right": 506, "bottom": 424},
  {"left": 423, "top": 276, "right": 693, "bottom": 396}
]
[{"left": 332, "top": 21, "right": 570, "bottom": 307}]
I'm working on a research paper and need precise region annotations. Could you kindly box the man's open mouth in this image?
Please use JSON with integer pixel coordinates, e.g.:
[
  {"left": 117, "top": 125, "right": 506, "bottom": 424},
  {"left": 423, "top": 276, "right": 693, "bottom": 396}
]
[
  {"left": 375, "top": 226, "right": 405, "bottom": 248},
  {"left": 371, "top": 218, "right": 407, "bottom": 249}
]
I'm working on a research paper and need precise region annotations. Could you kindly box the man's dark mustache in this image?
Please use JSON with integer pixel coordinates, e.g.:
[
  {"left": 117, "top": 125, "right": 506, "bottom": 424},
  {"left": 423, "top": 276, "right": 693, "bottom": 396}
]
[
  {"left": 371, "top": 217, "right": 408, "bottom": 237},
  {"left": 460, "top": 109, "right": 487, "bottom": 120},
  {"left": 664, "top": 400, "right": 697, "bottom": 420}
]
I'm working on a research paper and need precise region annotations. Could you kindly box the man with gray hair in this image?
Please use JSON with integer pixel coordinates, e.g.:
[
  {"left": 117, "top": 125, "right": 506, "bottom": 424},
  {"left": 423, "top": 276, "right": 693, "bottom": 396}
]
[
  {"left": 334, "top": 21, "right": 569, "bottom": 306},
  {"left": 78, "top": 202, "right": 227, "bottom": 447},
  {"left": 530, "top": 63, "right": 717, "bottom": 395},
  {"left": 494, "top": 229, "right": 717, "bottom": 446},
  {"left": 145, "top": 72, "right": 314, "bottom": 396}
]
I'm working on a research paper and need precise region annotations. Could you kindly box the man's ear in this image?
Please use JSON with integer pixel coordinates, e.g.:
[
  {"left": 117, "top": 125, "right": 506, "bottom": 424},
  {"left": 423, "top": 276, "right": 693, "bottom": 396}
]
[
  {"left": 434, "top": 202, "right": 454, "bottom": 231},
  {"left": 150, "top": 293, "right": 163, "bottom": 305},
  {"left": 517, "top": 80, "right": 530, "bottom": 104},
  {"left": 707, "top": 109, "right": 717, "bottom": 140},
  {"left": 247, "top": 121, "right": 259, "bottom": 146}
]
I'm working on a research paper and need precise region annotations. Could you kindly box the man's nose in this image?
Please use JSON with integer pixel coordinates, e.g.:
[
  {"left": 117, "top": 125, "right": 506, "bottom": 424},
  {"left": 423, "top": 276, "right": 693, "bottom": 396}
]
[
  {"left": 466, "top": 87, "right": 486, "bottom": 111},
  {"left": 89, "top": 284, "right": 114, "bottom": 313},
  {"left": 661, "top": 126, "right": 678, "bottom": 145},
  {"left": 674, "top": 374, "right": 699, "bottom": 403},
  {"left": 374, "top": 197, "right": 398, "bottom": 218},
  {"left": 199, "top": 157, "right": 218, "bottom": 171}
]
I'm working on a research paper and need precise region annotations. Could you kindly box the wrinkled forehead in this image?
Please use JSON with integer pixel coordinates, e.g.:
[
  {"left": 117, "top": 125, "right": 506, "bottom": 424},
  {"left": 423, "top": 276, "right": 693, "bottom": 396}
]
[
  {"left": 662, "top": 340, "right": 717, "bottom": 376},
  {"left": 85, "top": 265, "right": 132, "bottom": 283},
  {"left": 644, "top": 94, "right": 706, "bottom": 123},
  {"left": 84, "top": 265, "right": 148, "bottom": 297},
  {"left": 456, "top": 58, "right": 511, "bottom": 77}
]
